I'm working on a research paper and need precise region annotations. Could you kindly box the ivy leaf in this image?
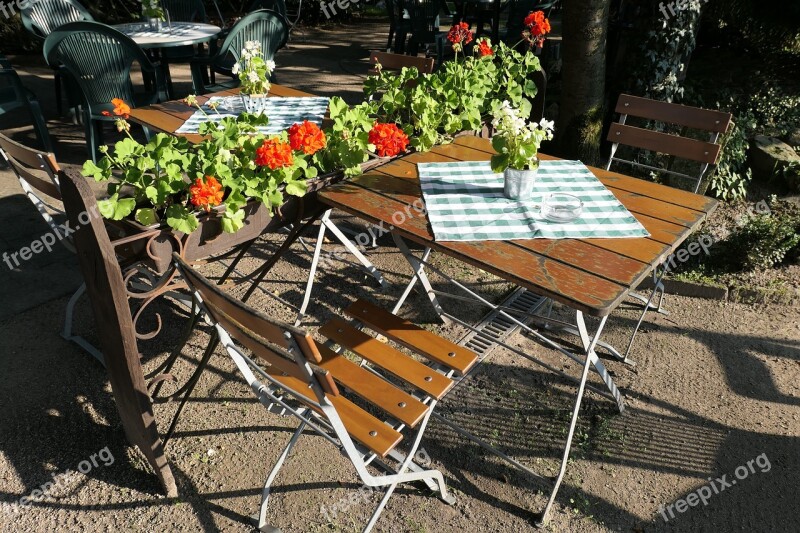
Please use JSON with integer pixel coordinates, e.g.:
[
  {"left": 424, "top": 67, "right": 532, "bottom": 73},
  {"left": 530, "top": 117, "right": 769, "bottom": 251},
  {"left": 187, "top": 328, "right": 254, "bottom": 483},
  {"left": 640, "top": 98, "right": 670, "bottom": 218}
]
[
  {"left": 97, "top": 193, "right": 136, "bottom": 221},
  {"left": 221, "top": 208, "right": 246, "bottom": 234},
  {"left": 166, "top": 204, "right": 199, "bottom": 234}
]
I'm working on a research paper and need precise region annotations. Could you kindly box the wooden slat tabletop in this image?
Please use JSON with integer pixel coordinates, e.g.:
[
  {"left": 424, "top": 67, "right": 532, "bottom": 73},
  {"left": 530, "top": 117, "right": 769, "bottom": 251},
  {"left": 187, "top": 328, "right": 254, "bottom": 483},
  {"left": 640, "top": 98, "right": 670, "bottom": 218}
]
[
  {"left": 128, "top": 85, "right": 316, "bottom": 144},
  {"left": 319, "top": 135, "right": 718, "bottom": 317}
]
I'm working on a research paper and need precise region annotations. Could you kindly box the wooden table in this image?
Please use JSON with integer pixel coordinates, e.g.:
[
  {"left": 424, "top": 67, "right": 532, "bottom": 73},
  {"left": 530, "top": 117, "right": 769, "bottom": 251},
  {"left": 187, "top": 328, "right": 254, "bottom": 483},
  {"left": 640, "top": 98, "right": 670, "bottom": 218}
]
[
  {"left": 128, "top": 84, "right": 315, "bottom": 144},
  {"left": 317, "top": 134, "right": 717, "bottom": 525},
  {"left": 319, "top": 135, "right": 717, "bottom": 317}
]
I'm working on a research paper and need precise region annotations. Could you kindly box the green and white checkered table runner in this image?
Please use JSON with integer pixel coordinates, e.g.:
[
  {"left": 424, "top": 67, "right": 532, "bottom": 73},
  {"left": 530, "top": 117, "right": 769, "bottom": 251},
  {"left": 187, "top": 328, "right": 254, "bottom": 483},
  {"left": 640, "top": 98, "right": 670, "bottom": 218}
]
[
  {"left": 175, "top": 96, "right": 330, "bottom": 135},
  {"left": 417, "top": 160, "right": 650, "bottom": 241}
]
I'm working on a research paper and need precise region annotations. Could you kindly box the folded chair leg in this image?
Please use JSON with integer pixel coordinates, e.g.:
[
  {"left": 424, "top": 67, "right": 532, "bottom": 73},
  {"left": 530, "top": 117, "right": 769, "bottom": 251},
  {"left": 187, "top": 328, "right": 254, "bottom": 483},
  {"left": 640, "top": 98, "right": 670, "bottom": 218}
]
[
  {"left": 255, "top": 417, "right": 308, "bottom": 533},
  {"left": 61, "top": 282, "right": 105, "bottom": 365},
  {"left": 295, "top": 215, "right": 328, "bottom": 325},
  {"left": 363, "top": 483, "right": 399, "bottom": 533}
]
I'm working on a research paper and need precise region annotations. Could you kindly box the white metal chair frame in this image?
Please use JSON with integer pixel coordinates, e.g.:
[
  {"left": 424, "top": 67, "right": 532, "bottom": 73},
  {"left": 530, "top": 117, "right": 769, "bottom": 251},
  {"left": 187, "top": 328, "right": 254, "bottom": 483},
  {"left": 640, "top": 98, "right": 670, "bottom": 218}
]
[{"left": 174, "top": 255, "right": 461, "bottom": 533}]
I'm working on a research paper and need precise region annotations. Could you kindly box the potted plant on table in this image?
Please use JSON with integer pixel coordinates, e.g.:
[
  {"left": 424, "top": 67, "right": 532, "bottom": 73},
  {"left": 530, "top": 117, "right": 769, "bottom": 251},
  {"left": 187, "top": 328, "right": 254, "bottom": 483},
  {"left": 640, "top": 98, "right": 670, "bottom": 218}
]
[
  {"left": 233, "top": 41, "right": 275, "bottom": 114},
  {"left": 489, "top": 100, "right": 554, "bottom": 200},
  {"left": 141, "top": 0, "right": 165, "bottom": 31}
]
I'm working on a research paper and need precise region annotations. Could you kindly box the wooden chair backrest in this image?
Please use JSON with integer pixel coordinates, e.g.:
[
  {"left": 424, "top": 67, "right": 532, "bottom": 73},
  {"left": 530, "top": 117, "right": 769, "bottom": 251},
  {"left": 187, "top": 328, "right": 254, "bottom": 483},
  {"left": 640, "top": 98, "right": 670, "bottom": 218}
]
[
  {"left": 369, "top": 51, "right": 435, "bottom": 75},
  {"left": 173, "top": 254, "right": 339, "bottom": 396},
  {"left": 607, "top": 93, "right": 733, "bottom": 165},
  {"left": 58, "top": 169, "right": 177, "bottom": 498},
  {"left": 0, "top": 132, "right": 61, "bottom": 200}
]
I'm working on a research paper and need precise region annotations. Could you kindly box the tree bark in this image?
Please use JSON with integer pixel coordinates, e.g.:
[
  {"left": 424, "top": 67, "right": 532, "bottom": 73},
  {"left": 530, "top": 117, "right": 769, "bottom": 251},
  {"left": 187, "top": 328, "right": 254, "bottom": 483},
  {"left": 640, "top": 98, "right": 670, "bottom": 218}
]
[{"left": 555, "top": 0, "right": 611, "bottom": 165}]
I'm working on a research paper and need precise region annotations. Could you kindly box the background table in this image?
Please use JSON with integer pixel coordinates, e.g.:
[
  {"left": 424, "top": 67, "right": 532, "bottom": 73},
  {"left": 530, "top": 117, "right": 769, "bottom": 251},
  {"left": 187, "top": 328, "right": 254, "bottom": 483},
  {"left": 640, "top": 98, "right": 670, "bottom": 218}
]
[
  {"left": 128, "top": 85, "right": 316, "bottom": 144},
  {"left": 113, "top": 22, "right": 221, "bottom": 49}
]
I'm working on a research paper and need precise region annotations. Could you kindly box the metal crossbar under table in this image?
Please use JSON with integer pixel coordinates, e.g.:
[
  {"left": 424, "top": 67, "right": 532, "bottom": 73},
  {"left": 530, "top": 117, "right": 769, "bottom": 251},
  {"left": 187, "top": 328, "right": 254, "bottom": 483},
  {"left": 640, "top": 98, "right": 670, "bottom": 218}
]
[{"left": 388, "top": 232, "right": 625, "bottom": 527}]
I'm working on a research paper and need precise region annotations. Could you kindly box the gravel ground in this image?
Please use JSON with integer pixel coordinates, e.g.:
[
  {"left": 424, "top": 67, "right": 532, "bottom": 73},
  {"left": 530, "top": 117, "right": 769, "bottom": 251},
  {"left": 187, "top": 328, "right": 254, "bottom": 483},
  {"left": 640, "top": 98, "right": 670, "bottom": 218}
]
[{"left": 1, "top": 17, "right": 799, "bottom": 533}]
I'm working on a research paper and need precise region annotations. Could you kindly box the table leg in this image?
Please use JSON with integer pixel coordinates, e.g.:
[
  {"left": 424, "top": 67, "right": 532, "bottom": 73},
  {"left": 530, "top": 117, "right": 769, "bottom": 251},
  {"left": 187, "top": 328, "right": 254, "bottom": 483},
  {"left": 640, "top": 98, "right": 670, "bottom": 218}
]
[{"left": 537, "top": 311, "right": 608, "bottom": 527}]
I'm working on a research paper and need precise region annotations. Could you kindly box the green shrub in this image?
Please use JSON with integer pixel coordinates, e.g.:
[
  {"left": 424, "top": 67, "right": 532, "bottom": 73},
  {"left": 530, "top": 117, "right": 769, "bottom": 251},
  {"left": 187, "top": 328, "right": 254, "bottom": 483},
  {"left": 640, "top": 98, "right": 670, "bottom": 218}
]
[{"left": 721, "top": 202, "right": 800, "bottom": 270}]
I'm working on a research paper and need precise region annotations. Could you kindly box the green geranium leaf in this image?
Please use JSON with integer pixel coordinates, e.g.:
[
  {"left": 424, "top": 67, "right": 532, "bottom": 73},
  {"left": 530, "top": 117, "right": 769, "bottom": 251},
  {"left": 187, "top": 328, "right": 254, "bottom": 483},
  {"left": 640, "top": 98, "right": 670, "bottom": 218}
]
[
  {"left": 285, "top": 180, "right": 307, "bottom": 197},
  {"left": 135, "top": 208, "right": 159, "bottom": 226},
  {"left": 165, "top": 204, "right": 199, "bottom": 234},
  {"left": 221, "top": 208, "right": 245, "bottom": 234},
  {"left": 97, "top": 193, "right": 136, "bottom": 221},
  {"left": 82, "top": 158, "right": 112, "bottom": 181}
]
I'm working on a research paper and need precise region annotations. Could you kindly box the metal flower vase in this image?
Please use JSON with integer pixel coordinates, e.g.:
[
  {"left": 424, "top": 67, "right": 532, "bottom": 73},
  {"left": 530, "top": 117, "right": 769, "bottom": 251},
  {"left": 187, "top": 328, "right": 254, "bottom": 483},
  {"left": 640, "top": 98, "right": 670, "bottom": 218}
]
[
  {"left": 503, "top": 162, "right": 539, "bottom": 200},
  {"left": 240, "top": 93, "right": 269, "bottom": 114}
]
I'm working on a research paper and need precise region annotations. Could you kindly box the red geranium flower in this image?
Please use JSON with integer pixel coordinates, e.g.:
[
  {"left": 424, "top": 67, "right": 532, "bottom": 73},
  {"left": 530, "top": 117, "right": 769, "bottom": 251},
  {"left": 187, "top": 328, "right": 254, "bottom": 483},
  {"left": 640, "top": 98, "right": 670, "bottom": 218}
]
[
  {"left": 101, "top": 98, "right": 131, "bottom": 119},
  {"left": 446, "top": 22, "right": 473, "bottom": 51},
  {"left": 255, "top": 137, "right": 294, "bottom": 169},
  {"left": 189, "top": 175, "right": 224, "bottom": 212},
  {"left": 477, "top": 38, "right": 493, "bottom": 57},
  {"left": 287, "top": 120, "right": 327, "bottom": 155},
  {"left": 523, "top": 10, "right": 551, "bottom": 47},
  {"left": 369, "top": 122, "right": 409, "bottom": 158}
]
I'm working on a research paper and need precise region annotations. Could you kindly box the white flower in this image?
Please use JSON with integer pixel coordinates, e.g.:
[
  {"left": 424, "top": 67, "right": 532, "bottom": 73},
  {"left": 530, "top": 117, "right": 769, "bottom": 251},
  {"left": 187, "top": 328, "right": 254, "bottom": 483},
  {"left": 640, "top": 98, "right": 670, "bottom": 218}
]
[
  {"left": 218, "top": 149, "right": 232, "bottom": 162},
  {"left": 240, "top": 50, "right": 251, "bottom": 61},
  {"left": 231, "top": 63, "right": 240, "bottom": 75},
  {"left": 539, "top": 118, "right": 555, "bottom": 131},
  {"left": 265, "top": 60, "right": 276, "bottom": 72},
  {"left": 244, "top": 40, "right": 261, "bottom": 53},
  {"left": 247, "top": 71, "right": 260, "bottom": 83}
]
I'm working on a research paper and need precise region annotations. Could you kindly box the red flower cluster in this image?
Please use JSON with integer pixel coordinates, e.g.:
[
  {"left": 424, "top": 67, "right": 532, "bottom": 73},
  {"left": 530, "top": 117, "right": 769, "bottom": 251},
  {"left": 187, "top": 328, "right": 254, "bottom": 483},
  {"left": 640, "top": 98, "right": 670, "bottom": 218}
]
[
  {"left": 446, "top": 22, "right": 473, "bottom": 50},
  {"left": 369, "top": 122, "right": 409, "bottom": 158},
  {"left": 523, "top": 11, "right": 551, "bottom": 47},
  {"left": 477, "top": 38, "right": 493, "bottom": 57},
  {"left": 189, "top": 175, "right": 224, "bottom": 211},
  {"left": 255, "top": 137, "right": 294, "bottom": 169},
  {"left": 288, "top": 120, "right": 327, "bottom": 155}
]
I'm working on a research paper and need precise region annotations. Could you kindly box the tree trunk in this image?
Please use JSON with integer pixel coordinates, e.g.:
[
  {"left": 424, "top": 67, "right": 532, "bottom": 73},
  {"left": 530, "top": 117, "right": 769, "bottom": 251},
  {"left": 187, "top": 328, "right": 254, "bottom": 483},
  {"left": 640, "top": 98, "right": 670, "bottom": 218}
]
[{"left": 555, "top": 0, "right": 610, "bottom": 165}]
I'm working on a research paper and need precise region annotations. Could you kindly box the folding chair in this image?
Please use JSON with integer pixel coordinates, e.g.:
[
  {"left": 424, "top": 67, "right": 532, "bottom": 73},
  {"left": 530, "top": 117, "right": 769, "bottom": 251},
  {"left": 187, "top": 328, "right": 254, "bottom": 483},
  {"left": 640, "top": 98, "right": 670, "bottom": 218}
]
[
  {"left": 174, "top": 253, "right": 478, "bottom": 533},
  {"left": 605, "top": 93, "right": 732, "bottom": 360},
  {"left": 0, "top": 133, "right": 105, "bottom": 361}
]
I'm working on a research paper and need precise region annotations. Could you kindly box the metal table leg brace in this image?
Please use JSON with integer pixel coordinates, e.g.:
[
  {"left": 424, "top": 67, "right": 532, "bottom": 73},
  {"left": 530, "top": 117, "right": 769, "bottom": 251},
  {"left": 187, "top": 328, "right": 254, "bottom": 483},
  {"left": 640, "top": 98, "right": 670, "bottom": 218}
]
[{"left": 389, "top": 232, "right": 625, "bottom": 527}]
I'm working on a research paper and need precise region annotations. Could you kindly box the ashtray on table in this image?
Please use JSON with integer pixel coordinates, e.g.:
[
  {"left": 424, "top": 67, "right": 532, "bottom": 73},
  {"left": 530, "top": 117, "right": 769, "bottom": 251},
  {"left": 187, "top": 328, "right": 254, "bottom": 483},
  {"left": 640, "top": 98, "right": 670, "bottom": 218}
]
[{"left": 541, "top": 193, "right": 583, "bottom": 223}]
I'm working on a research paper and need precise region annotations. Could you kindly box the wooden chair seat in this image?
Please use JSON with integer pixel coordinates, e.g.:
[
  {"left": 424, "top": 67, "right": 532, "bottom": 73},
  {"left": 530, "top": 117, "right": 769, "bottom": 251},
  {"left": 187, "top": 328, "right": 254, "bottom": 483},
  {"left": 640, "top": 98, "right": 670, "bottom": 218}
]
[{"left": 343, "top": 299, "right": 478, "bottom": 375}]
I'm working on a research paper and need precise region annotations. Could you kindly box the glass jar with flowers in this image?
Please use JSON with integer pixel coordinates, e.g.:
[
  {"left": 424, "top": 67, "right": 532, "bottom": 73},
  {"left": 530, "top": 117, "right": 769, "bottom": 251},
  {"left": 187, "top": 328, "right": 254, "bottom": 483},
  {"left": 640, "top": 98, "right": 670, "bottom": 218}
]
[
  {"left": 490, "top": 101, "right": 554, "bottom": 200},
  {"left": 142, "top": 0, "right": 165, "bottom": 31},
  {"left": 233, "top": 41, "right": 274, "bottom": 114}
]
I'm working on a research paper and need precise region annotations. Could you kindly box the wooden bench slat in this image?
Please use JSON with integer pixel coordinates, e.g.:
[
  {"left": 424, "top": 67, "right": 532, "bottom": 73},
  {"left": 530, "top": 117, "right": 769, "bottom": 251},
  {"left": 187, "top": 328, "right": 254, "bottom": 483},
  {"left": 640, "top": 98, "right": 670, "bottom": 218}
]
[
  {"left": 608, "top": 123, "right": 721, "bottom": 165},
  {"left": 344, "top": 300, "right": 478, "bottom": 375},
  {"left": 320, "top": 318, "right": 454, "bottom": 400},
  {"left": 317, "top": 344, "right": 429, "bottom": 428}
]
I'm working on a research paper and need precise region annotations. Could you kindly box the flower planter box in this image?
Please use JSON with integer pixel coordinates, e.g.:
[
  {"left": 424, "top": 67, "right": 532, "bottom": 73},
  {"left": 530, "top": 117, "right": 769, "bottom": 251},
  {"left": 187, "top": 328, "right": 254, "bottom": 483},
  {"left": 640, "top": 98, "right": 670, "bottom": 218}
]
[{"left": 110, "top": 169, "right": 346, "bottom": 275}]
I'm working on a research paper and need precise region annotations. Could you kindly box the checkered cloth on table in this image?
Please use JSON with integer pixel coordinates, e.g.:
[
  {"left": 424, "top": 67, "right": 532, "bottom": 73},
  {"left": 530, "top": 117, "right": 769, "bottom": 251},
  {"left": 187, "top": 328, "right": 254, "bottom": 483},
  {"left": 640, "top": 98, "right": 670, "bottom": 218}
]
[
  {"left": 175, "top": 96, "right": 330, "bottom": 135},
  {"left": 417, "top": 160, "right": 650, "bottom": 241}
]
